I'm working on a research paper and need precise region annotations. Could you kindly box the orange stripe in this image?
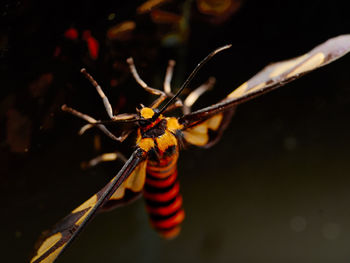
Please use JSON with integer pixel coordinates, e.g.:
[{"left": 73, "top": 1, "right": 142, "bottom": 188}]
[
  {"left": 146, "top": 170, "right": 178, "bottom": 188},
  {"left": 146, "top": 195, "right": 183, "bottom": 216},
  {"left": 143, "top": 117, "right": 161, "bottom": 130},
  {"left": 143, "top": 182, "right": 180, "bottom": 202},
  {"left": 151, "top": 209, "right": 185, "bottom": 229}
]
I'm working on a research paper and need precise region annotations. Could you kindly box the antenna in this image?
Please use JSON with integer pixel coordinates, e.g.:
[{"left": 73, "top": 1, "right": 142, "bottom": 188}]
[{"left": 156, "top": 44, "right": 232, "bottom": 117}]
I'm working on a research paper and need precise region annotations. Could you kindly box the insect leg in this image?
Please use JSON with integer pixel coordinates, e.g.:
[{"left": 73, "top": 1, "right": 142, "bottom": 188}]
[
  {"left": 162, "top": 59, "right": 184, "bottom": 112},
  {"left": 127, "top": 57, "right": 167, "bottom": 109},
  {"left": 182, "top": 77, "right": 216, "bottom": 114},
  {"left": 80, "top": 68, "right": 136, "bottom": 121},
  {"left": 61, "top": 105, "right": 129, "bottom": 142},
  {"left": 81, "top": 151, "right": 127, "bottom": 169},
  {"left": 163, "top": 59, "right": 176, "bottom": 94}
]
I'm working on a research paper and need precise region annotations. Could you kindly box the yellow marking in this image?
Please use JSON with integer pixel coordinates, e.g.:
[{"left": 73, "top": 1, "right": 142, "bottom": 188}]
[
  {"left": 30, "top": 233, "right": 62, "bottom": 262},
  {"left": 110, "top": 183, "right": 125, "bottom": 199},
  {"left": 156, "top": 131, "right": 177, "bottom": 152},
  {"left": 207, "top": 114, "right": 223, "bottom": 131},
  {"left": 36, "top": 245, "right": 65, "bottom": 263},
  {"left": 166, "top": 117, "right": 183, "bottom": 132},
  {"left": 110, "top": 161, "right": 147, "bottom": 199},
  {"left": 126, "top": 161, "right": 147, "bottom": 192},
  {"left": 183, "top": 114, "right": 224, "bottom": 146},
  {"left": 228, "top": 81, "right": 248, "bottom": 99},
  {"left": 72, "top": 195, "right": 98, "bottom": 226},
  {"left": 140, "top": 107, "right": 155, "bottom": 119},
  {"left": 138, "top": 138, "right": 155, "bottom": 151},
  {"left": 183, "top": 124, "right": 208, "bottom": 146},
  {"left": 287, "top": 52, "right": 325, "bottom": 77},
  {"left": 242, "top": 82, "right": 266, "bottom": 96},
  {"left": 269, "top": 54, "right": 308, "bottom": 77},
  {"left": 72, "top": 194, "right": 98, "bottom": 213}
]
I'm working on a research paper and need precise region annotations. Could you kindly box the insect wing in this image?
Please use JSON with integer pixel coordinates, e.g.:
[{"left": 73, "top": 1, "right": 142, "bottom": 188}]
[
  {"left": 102, "top": 160, "right": 148, "bottom": 211},
  {"left": 181, "top": 108, "right": 235, "bottom": 148},
  {"left": 180, "top": 34, "right": 350, "bottom": 130},
  {"left": 227, "top": 34, "right": 350, "bottom": 100},
  {"left": 30, "top": 148, "right": 146, "bottom": 263}
]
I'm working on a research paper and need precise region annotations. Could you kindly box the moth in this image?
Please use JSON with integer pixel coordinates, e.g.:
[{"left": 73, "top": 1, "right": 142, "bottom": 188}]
[{"left": 31, "top": 35, "right": 350, "bottom": 263}]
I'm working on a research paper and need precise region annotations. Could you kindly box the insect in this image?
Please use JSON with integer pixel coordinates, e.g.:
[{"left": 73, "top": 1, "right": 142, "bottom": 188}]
[{"left": 31, "top": 35, "right": 350, "bottom": 263}]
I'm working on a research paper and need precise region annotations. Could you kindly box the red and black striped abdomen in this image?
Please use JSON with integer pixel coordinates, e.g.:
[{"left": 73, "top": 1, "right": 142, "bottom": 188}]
[{"left": 144, "top": 151, "right": 185, "bottom": 239}]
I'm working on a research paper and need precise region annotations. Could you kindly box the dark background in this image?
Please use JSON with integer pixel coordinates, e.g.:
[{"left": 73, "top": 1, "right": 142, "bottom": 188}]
[{"left": 2, "top": 0, "right": 350, "bottom": 262}]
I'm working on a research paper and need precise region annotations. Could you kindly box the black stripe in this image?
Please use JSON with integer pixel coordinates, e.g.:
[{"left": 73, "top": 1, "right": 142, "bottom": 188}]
[
  {"left": 147, "top": 154, "right": 177, "bottom": 168},
  {"left": 144, "top": 180, "right": 177, "bottom": 193},
  {"left": 141, "top": 119, "right": 167, "bottom": 138},
  {"left": 144, "top": 196, "right": 178, "bottom": 207},
  {"left": 147, "top": 164, "right": 176, "bottom": 177},
  {"left": 163, "top": 145, "right": 176, "bottom": 157},
  {"left": 147, "top": 147, "right": 160, "bottom": 162},
  {"left": 149, "top": 209, "right": 181, "bottom": 221}
]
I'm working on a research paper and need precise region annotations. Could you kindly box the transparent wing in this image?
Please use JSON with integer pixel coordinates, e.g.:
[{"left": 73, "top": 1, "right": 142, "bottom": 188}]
[
  {"left": 30, "top": 148, "right": 146, "bottom": 263},
  {"left": 181, "top": 109, "right": 235, "bottom": 148},
  {"left": 180, "top": 34, "right": 350, "bottom": 135},
  {"left": 102, "top": 160, "right": 148, "bottom": 211}
]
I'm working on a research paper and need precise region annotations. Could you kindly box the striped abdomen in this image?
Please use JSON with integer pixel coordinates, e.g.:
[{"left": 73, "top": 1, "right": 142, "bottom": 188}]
[{"left": 143, "top": 151, "right": 185, "bottom": 239}]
